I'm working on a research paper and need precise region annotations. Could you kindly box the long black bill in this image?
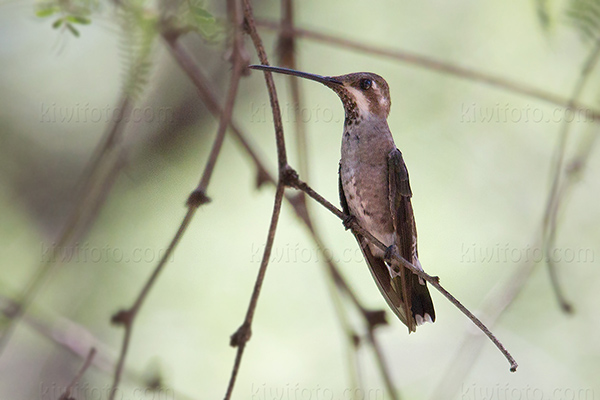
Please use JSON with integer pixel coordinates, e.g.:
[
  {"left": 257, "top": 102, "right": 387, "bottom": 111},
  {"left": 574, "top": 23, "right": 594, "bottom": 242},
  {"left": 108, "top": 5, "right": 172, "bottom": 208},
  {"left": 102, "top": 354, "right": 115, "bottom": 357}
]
[{"left": 249, "top": 65, "right": 342, "bottom": 86}]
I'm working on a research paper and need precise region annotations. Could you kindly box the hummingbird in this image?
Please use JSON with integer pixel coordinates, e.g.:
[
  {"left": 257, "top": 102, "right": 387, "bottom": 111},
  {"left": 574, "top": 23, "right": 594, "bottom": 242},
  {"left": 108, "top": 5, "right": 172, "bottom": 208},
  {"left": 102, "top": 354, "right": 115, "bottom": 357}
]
[{"left": 249, "top": 65, "right": 435, "bottom": 332}]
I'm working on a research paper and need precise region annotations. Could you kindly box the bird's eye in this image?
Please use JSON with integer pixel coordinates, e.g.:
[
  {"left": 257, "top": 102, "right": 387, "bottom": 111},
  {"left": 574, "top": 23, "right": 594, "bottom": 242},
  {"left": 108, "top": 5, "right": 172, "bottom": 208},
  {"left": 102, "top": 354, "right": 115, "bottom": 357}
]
[{"left": 360, "top": 78, "right": 372, "bottom": 90}]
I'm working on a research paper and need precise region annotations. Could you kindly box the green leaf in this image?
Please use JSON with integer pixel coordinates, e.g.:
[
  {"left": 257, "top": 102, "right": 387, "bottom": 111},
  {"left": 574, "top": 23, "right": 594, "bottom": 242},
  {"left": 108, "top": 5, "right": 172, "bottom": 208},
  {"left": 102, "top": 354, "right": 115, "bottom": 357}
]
[
  {"left": 66, "top": 23, "right": 80, "bottom": 37},
  {"left": 52, "top": 18, "right": 63, "bottom": 29},
  {"left": 66, "top": 15, "right": 91, "bottom": 25},
  {"left": 190, "top": 5, "right": 213, "bottom": 21},
  {"left": 185, "top": 2, "right": 220, "bottom": 40},
  {"left": 36, "top": 7, "right": 58, "bottom": 18}
]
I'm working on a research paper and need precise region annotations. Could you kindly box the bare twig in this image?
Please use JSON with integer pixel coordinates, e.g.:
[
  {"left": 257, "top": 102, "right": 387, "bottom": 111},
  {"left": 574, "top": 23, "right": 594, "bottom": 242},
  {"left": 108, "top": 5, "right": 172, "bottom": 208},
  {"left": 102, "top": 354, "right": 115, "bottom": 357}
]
[
  {"left": 162, "top": 35, "right": 274, "bottom": 189},
  {"left": 542, "top": 38, "right": 600, "bottom": 313},
  {"left": 225, "top": 183, "right": 286, "bottom": 399},
  {"left": 431, "top": 118, "right": 599, "bottom": 398},
  {"left": 108, "top": 208, "right": 197, "bottom": 400},
  {"left": 0, "top": 95, "right": 133, "bottom": 359},
  {"left": 59, "top": 348, "right": 97, "bottom": 400},
  {"left": 0, "top": 293, "right": 197, "bottom": 400},
  {"left": 276, "top": 0, "right": 377, "bottom": 394},
  {"left": 429, "top": 235, "right": 539, "bottom": 400},
  {"left": 277, "top": 0, "right": 310, "bottom": 183},
  {"left": 108, "top": 4, "right": 247, "bottom": 399},
  {"left": 243, "top": 3, "right": 287, "bottom": 169},
  {"left": 367, "top": 329, "right": 398, "bottom": 400},
  {"left": 286, "top": 174, "right": 518, "bottom": 372},
  {"left": 223, "top": 1, "right": 290, "bottom": 398},
  {"left": 308, "top": 224, "right": 396, "bottom": 399},
  {"left": 430, "top": 47, "right": 600, "bottom": 392},
  {"left": 256, "top": 19, "right": 600, "bottom": 120}
]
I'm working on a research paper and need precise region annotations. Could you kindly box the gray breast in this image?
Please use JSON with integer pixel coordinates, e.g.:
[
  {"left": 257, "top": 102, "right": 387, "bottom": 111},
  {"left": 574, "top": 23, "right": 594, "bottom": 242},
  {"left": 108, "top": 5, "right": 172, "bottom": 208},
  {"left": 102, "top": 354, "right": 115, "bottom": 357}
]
[{"left": 339, "top": 119, "right": 396, "bottom": 253}]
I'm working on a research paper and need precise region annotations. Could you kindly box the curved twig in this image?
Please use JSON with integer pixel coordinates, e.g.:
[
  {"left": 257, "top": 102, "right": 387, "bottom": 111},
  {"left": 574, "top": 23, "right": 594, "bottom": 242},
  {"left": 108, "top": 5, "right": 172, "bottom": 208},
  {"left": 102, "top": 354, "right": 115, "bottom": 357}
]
[
  {"left": 256, "top": 19, "right": 600, "bottom": 120},
  {"left": 223, "top": 1, "right": 289, "bottom": 398},
  {"left": 107, "top": 5, "right": 247, "bottom": 399},
  {"left": 0, "top": 95, "right": 133, "bottom": 359},
  {"left": 542, "top": 38, "right": 600, "bottom": 312},
  {"left": 287, "top": 174, "right": 518, "bottom": 372},
  {"left": 59, "top": 348, "right": 97, "bottom": 400}
]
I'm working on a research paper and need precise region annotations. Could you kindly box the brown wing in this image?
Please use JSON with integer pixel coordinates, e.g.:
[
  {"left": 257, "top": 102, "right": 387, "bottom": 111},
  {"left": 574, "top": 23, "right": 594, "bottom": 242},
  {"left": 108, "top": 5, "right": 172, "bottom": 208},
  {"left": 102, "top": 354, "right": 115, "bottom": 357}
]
[
  {"left": 338, "top": 163, "right": 413, "bottom": 329},
  {"left": 387, "top": 149, "right": 435, "bottom": 331}
]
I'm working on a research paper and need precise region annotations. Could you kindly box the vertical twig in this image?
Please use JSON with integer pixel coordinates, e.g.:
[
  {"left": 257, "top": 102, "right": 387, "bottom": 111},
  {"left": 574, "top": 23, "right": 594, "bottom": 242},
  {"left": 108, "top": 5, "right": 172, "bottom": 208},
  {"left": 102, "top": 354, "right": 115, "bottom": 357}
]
[
  {"left": 108, "top": 209, "right": 197, "bottom": 400},
  {"left": 224, "top": 183, "right": 285, "bottom": 400},
  {"left": 431, "top": 118, "right": 600, "bottom": 400},
  {"left": 108, "top": 3, "right": 247, "bottom": 399},
  {"left": 0, "top": 96, "right": 133, "bottom": 359},
  {"left": 223, "top": 1, "right": 290, "bottom": 398},
  {"left": 542, "top": 38, "right": 600, "bottom": 312},
  {"left": 59, "top": 348, "right": 97, "bottom": 400},
  {"left": 277, "top": 0, "right": 310, "bottom": 183},
  {"left": 276, "top": 0, "right": 371, "bottom": 394}
]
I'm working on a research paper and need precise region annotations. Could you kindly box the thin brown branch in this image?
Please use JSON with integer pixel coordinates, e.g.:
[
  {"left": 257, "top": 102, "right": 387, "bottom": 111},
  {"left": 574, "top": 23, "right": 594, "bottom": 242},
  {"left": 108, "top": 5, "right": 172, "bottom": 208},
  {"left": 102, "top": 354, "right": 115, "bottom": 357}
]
[
  {"left": 275, "top": 1, "right": 375, "bottom": 393},
  {"left": 230, "top": 4, "right": 398, "bottom": 397},
  {"left": 277, "top": 0, "right": 310, "bottom": 183},
  {"left": 0, "top": 293, "right": 197, "bottom": 400},
  {"left": 542, "top": 39, "right": 600, "bottom": 313},
  {"left": 428, "top": 26, "right": 600, "bottom": 400},
  {"left": 256, "top": 19, "right": 600, "bottom": 120},
  {"left": 366, "top": 329, "right": 399, "bottom": 400},
  {"left": 225, "top": 183, "right": 285, "bottom": 399},
  {"left": 0, "top": 95, "right": 133, "bottom": 359},
  {"left": 162, "top": 35, "right": 274, "bottom": 189},
  {"left": 286, "top": 173, "right": 518, "bottom": 372},
  {"left": 223, "top": 1, "right": 290, "bottom": 398},
  {"left": 195, "top": 1, "right": 247, "bottom": 195},
  {"left": 429, "top": 234, "right": 540, "bottom": 400},
  {"left": 59, "top": 348, "right": 96, "bottom": 400},
  {"left": 243, "top": 1, "right": 287, "bottom": 170},
  {"left": 319, "top": 264, "right": 363, "bottom": 392},
  {"left": 308, "top": 224, "right": 397, "bottom": 398},
  {"left": 108, "top": 208, "right": 197, "bottom": 400},
  {"left": 108, "top": 6, "right": 247, "bottom": 398}
]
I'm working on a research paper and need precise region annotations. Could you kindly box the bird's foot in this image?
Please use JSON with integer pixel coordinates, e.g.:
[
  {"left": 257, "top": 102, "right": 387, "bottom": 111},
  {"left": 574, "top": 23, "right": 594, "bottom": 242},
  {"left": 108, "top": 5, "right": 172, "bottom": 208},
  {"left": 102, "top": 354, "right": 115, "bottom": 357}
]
[
  {"left": 342, "top": 214, "right": 356, "bottom": 230},
  {"left": 384, "top": 244, "right": 402, "bottom": 277}
]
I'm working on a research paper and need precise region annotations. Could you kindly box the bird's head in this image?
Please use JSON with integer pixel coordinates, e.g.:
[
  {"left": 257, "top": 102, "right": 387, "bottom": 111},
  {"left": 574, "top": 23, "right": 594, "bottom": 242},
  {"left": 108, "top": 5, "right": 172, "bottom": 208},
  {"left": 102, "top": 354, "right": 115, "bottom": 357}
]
[{"left": 249, "top": 65, "right": 391, "bottom": 126}]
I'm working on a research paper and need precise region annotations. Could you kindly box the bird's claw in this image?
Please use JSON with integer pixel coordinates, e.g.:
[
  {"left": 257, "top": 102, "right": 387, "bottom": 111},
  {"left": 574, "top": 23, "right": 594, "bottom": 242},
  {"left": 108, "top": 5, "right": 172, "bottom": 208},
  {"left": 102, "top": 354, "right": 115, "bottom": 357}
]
[
  {"left": 342, "top": 214, "right": 356, "bottom": 230},
  {"left": 384, "top": 244, "right": 400, "bottom": 264}
]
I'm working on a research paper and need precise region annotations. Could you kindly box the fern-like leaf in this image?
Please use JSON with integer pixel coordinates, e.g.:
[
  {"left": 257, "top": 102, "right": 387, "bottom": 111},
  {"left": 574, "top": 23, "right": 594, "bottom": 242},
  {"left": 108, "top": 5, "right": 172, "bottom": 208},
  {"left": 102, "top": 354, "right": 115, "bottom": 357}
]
[
  {"left": 566, "top": 0, "right": 600, "bottom": 42},
  {"left": 116, "top": 0, "right": 158, "bottom": 100}
]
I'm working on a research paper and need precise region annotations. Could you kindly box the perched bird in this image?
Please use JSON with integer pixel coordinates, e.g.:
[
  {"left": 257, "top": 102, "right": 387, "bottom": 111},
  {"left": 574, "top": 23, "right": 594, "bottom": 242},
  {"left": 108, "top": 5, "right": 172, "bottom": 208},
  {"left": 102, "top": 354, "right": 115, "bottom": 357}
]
[{"left": 250, "top": 65, "right": 435, "bottom": 332}]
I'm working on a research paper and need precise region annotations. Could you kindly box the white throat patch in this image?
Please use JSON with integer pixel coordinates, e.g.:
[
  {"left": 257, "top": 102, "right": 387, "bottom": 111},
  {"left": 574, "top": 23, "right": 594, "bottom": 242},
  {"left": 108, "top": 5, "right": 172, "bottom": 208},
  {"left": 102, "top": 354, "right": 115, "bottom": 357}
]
[
  {"left": 346, "top": 81, "right": 388, "bottom": 118},
  {"left": 346, "top": 86, "right": 371, "bottom": 118}
]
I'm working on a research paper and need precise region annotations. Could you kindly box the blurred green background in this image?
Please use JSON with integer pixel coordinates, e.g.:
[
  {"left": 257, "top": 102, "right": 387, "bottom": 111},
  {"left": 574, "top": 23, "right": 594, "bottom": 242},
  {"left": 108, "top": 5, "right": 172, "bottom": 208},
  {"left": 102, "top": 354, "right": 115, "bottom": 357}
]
[{"left": 0, "top": 0, "right": 599, "bottom": 399}]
